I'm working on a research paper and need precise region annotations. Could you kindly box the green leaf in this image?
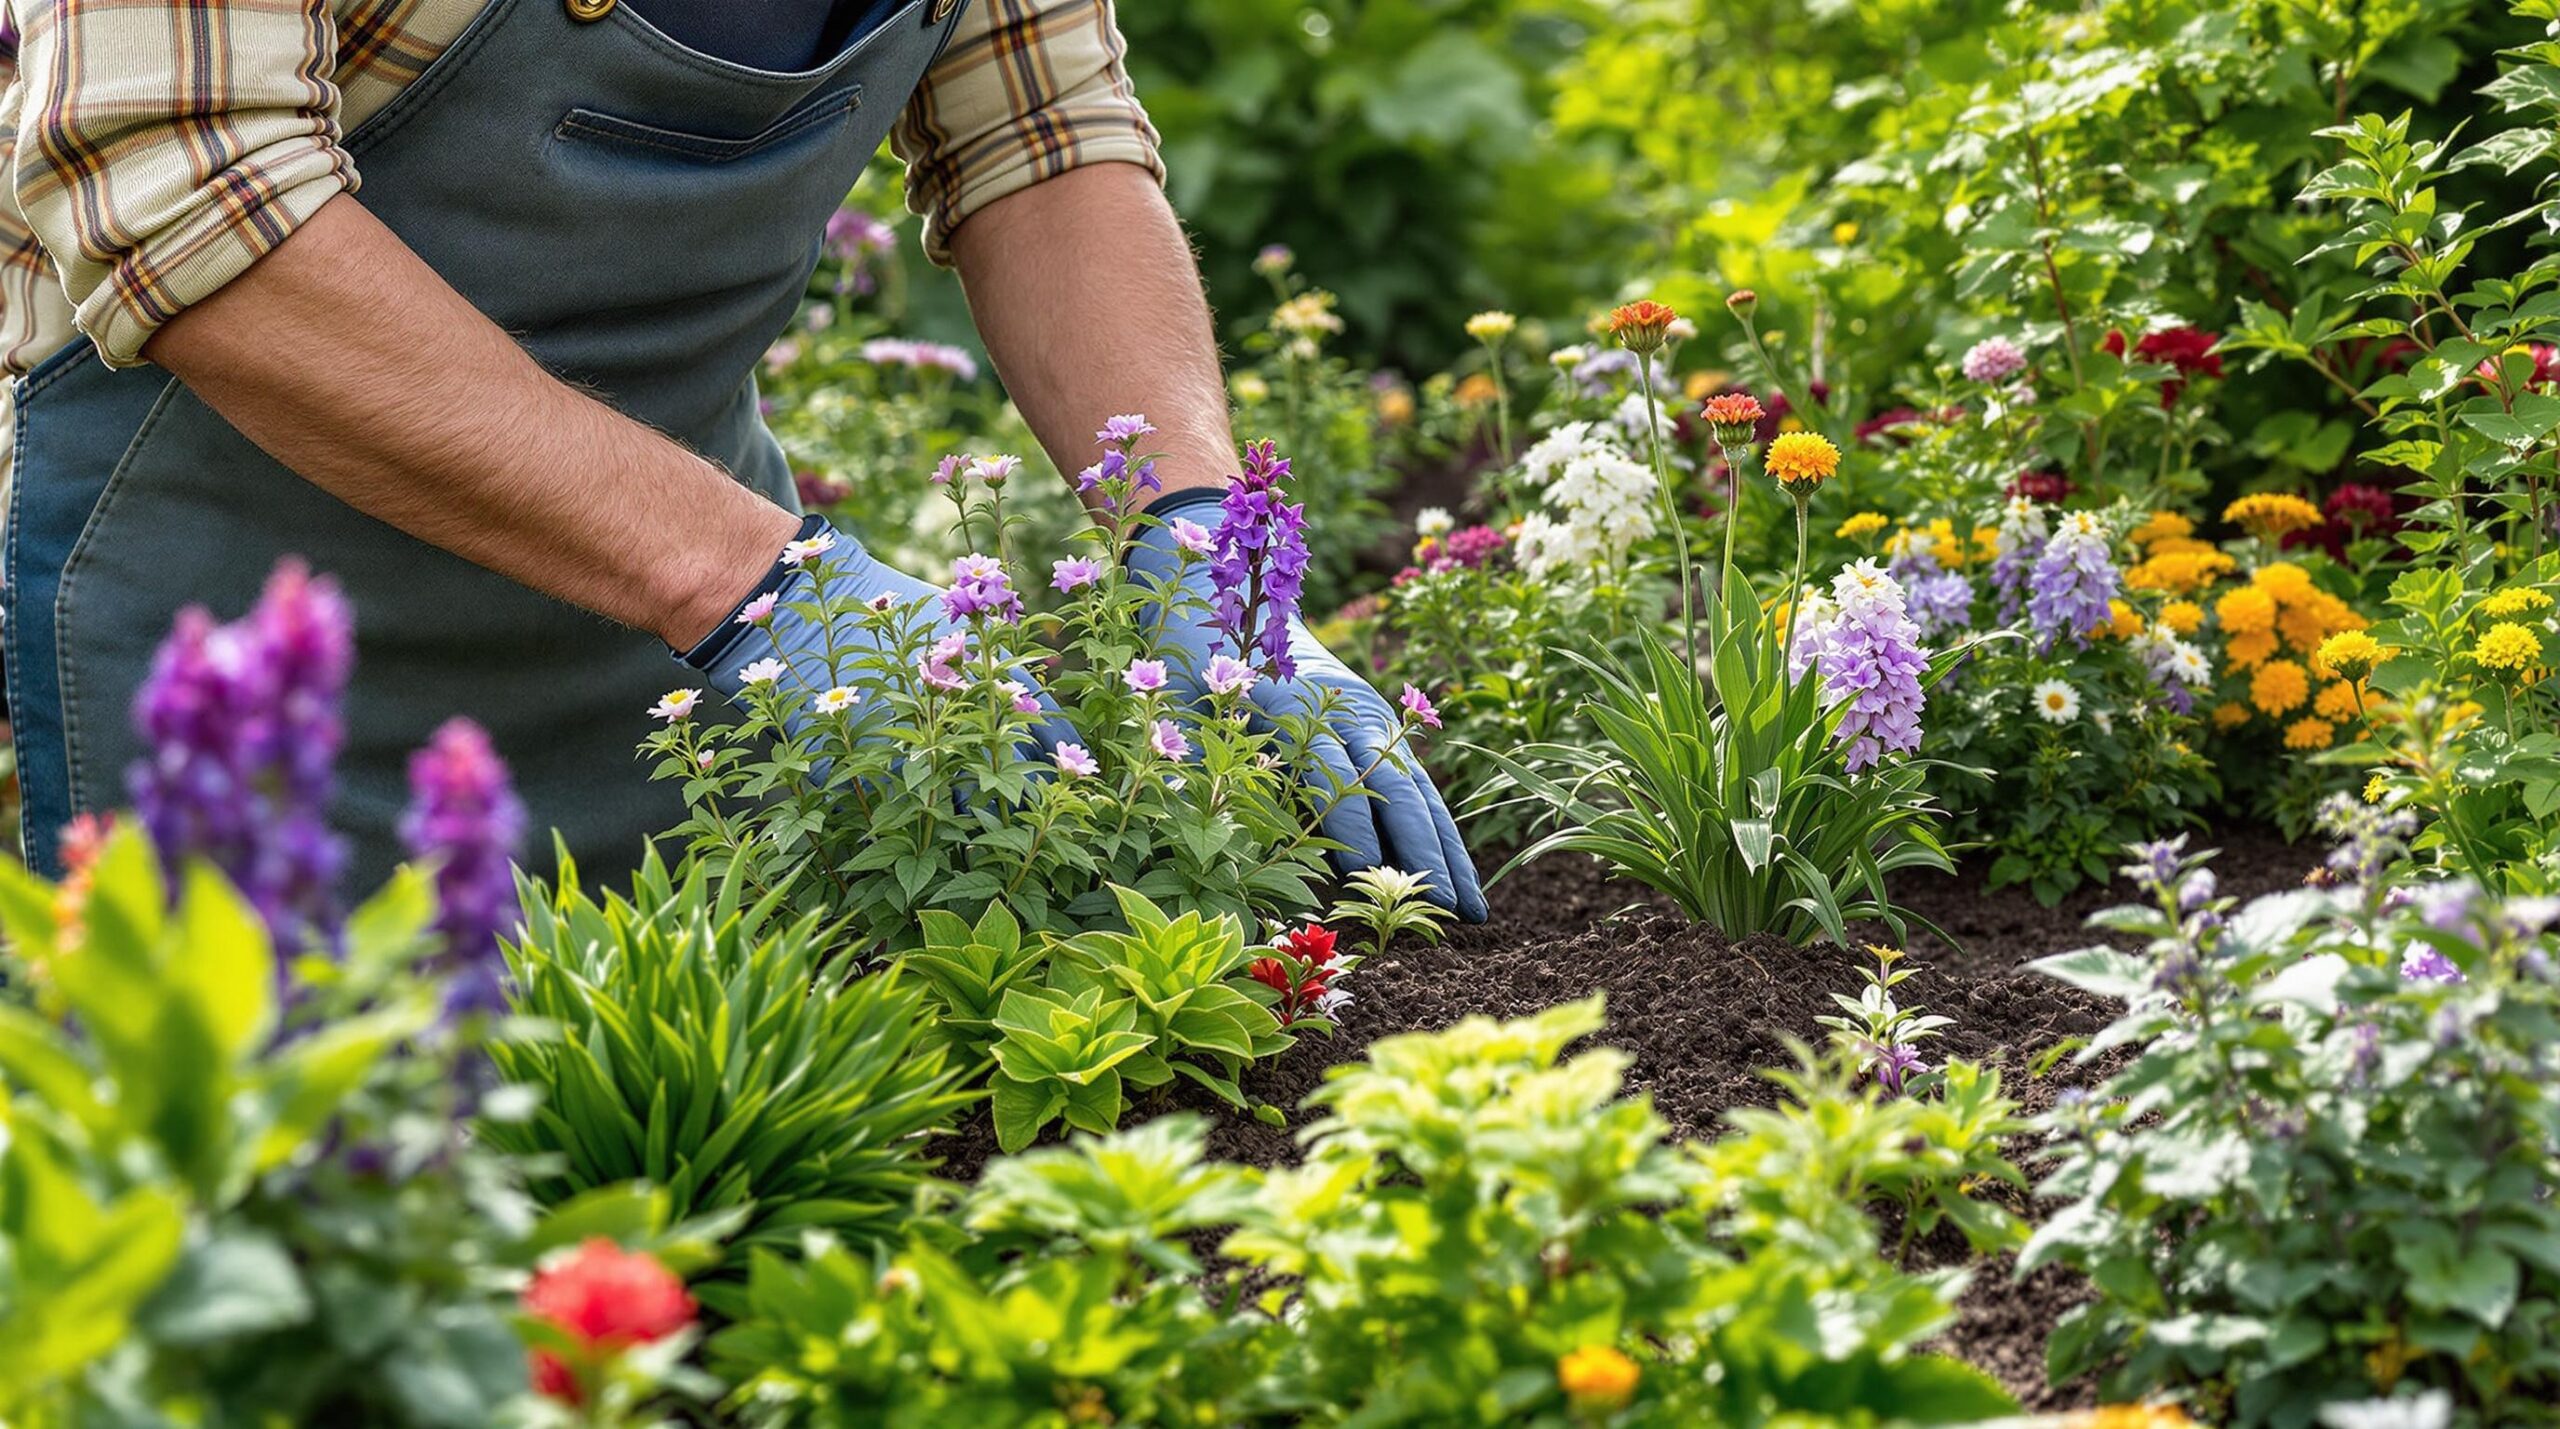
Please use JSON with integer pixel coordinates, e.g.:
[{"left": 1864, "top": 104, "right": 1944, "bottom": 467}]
[{"left": 139, "top": 1230, "right": 314, "bottom": 1344}]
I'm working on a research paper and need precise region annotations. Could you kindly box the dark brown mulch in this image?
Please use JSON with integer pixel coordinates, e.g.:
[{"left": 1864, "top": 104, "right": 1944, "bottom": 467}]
[{"left": 927, "top": 824, "right": 2315, "bottom": 1412}]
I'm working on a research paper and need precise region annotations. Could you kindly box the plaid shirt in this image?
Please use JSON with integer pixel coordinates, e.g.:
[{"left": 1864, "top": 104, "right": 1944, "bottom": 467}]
[{"left": 0, "top": 0, "right": 1160, "bottom": 376}]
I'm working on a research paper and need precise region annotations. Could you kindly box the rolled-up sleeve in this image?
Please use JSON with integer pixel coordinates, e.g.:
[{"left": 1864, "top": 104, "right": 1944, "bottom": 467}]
[
  {"left": 11, "top": 0, "right": 357, "bottom": 367},
  {"left": 892, "top": 0, "right": 1163, "bottom": 264}
]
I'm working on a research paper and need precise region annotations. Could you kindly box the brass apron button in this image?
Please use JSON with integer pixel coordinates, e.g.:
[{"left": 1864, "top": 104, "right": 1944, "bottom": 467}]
[
  {"left": 929, "top": 0, "right": 955, "bottom": 21},
  {"left": 566, "top": 0, "right": 615, "bottom": 20}
]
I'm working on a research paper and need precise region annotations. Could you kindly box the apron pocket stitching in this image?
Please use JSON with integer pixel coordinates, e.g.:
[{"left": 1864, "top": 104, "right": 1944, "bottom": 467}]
[
  {"left": 55, "top": 377, "right": 188, "bottom": 821},
  {"left": 553, "top": 88, "right": 862, "bottom": 164}
]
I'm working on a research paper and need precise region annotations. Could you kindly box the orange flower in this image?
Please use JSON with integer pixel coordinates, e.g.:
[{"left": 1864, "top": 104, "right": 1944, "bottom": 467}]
[
  {"left": 2284, "top": 716, "right": 2336, "bottom": 751},
  {"left": 2212, "top": 700, "right": 2251, "bottom": 729},
  {"left": 1453, "top": 372, "right": 1500, "bottom": 409},
  {"left": 2226, "top": 628, "right": 2279, "bottom": 669},
  {"left": 1607, "top": 300, "right": 1680, "bottom": 355},
  {"left": 1701, "top": 392, "right": 1766, "bottom": 433},
  {"left": 1765, "top": 432, "right": 1841, "bottom": 486},
  {"left": 1558, "top": 1345, "right": 1641, "bottom": 1411},
  {"left": 2215, "top": 586, "right": 2277, "bottom": 635},
  {"left": 2251, "top": 659, "right": 2311, "bottom": 716},
  {"left": 2159, "top": 600, "right": 2205, "bottom": 635}
]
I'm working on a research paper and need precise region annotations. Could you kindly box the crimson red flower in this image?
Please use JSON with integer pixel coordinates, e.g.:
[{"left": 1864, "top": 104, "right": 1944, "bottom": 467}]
[
  {"left": 2101, "top": 326, "right": 2224, "bottom": 406},
  {"left": 2473, "top": 342, "right": 2560, "bottom": 392},
  {"left": 522, "top": 1240, "right": 695, "bottom": 1405},
  {"left": 2006, "top": 470, "right": 2074, "bottom": 504},
  {"left": 1278, "top": 924, "right": 1337, "bottom": 966},
  {"left": 2324, "top": 481, "right": 2400, "bottom": 534},
  {"left": 1248, "top": 956, "right": 1292, "bottom": 993}
]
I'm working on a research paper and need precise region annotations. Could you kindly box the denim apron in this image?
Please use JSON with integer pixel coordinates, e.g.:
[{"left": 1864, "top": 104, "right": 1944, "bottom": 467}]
[{"left": 5, "top": 0, "right": 968, "bottom": 879}]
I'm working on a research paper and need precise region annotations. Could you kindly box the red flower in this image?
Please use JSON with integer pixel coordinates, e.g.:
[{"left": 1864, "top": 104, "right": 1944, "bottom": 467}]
[
  {"left": 522, "top": 1240, "right": 695, "bottom": 1405},
  {"left": 2324, "top": 481, "right": 2400, "bottom": 534},
  {"left": 1248, "top": 956, "right": 1293, "bottom": 994},
  {"left": 2102, "top": 326, "right": 2224, "bottom": 406},
  {"left": 1606, "top": 300, "right": 1680, "bottom": 354},
  {"left": 2473, "top": 342, "right": 2560, "bottom": 392},
  {"left": 2006, "top": 470, "right": 2074, "bottom": 504},
  {"left": 1852, "top": 407, "right": 1926, "bottom": 445},
  {"left": 1278, "top": 924, "right": 1337, "bottom": 966}
]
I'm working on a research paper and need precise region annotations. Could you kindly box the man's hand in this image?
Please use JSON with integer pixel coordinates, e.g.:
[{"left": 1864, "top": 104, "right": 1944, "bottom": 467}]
[{"left": 1127, "top": 490, "right": 1489, "bottom": 922}]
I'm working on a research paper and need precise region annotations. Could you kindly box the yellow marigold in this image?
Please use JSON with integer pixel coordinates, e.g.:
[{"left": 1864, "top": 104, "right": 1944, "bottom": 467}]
[
  {"left": 2479, "top": 586, "right": 2556, "bottom": 618},
  {"left": 1764, "top": 431, "right": 1841, "bottom": 486},
  {"left": 2365, "top": 771, "right": 2393, "bottom": 804},
  {"left": 2102, "top": 599, "right": 2144, "bottom": 640},
  {"left": 2085, "top": 1407, "right": 2199, "bottom": 1429},
  {"left": 2147, "top": 536, "right": 2219, "bottom": 558},
  {"left": 2251, "top": 658, "right": 2311, "bottom": 715},
  {"left": 1836, "top": 511, "right": 1889, "bottom": 542},
  {"left": 2471, "top": 621, "right": 2546, "bottom": 674},
  {"left": 2213, "top": 700, "right": 2252, "bottom": 729},
  {"left": 1375, "top": 387, "right": 1416, "bottom": 426},
  {"left": 1453, "top": 372, "right": 1500, "bottom": 408},
  {"left": 2224, "top": 491, "right": 2324, "bottom": 539},
  {"left": 2227, "top": 628, "right": 2280, "bottom": 669},
  {"left": 1557, "top": 1346, "right": 1641, "bottom": 1411},
  {"left": 2159, "top": 600, "right": 2205, "bottom": 635},
  {"left": 2285, "top": 716, "right": 2336, "bottom": 750},
  {"left": 2278, "top": 601, "right": 2335, "bottom": 654},
  {"left": 1465, "top": 310, "right": 1517, "bottom": 342},
  {"left": 2314, "top": 680, "right": 2368, "bottom": 721},
  {"left": 2316, "top": 629, "right": 2386, "bottom": 681},
  {"left": 2129, "top": 510, "right": 2196, "bottom": 546},
  {"left": 2446, "top": 698, "right": 2485, "bottom": 728},
  {"left": 2216, "top": 586, "right": 2278, "bottom": 634},
  {"left": 2251, "top": 561, "right": 2315, "bottom": 600},
  {"left": 1971, "top": 524, "right": 2002, "bottom": 564},
  {"left": 2127, "top": 549, "right": 2236, "bottom": 594},
  {"left": 1683, "top": 369, "right": 1732, "bottom": 402}
]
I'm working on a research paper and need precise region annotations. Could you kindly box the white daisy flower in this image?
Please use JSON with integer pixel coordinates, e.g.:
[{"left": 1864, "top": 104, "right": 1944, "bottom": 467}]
[
  {"left": 735, "top": 658, "right": 788, "bottom": 686},
  {"left": 815, "top": 685, "right": 861, "bottom": 714},
  {"left": 649, "top": 688, "right": 702, "bottom": 722},
  {"left": 2032, "top": 679, "right": 2080, "bottom": 724},
  {"left": 2319, "top": 1391, "right": 2451, "bottom": 1429}
]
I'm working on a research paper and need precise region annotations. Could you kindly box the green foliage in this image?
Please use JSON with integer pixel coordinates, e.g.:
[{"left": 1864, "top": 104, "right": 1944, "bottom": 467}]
[
  {"left": 486, "top": 846, "right": 970, "bottom": 1280},
  {"left": 2028, "top": 835, "right": 2560, "bottom": 1424},
  {"left": 1483, "top": 568, "right": 1962, "bottom": 945},
  {"left": 1328, "top": 865, "right": 1455, "bottom": 959},
  {"left": 0, "top": 829, "right": 533, "bottom": 1427},
  {"left": 706, "top": 996, "right": 2025, "bottom": 1427}
]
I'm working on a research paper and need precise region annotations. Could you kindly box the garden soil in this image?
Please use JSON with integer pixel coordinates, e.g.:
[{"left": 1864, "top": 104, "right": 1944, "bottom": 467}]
[{"left": 931, "top": 824, "right": 2314, "bottom": 1413}]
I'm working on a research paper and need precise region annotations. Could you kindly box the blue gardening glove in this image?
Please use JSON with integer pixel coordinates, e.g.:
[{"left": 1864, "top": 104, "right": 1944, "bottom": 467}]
[
  {"left": 681, "top": 516, "right": 1078, "bottom": 753},
  {"left": 1127, "top": 488, "right": 1488, "bottom": 922}
]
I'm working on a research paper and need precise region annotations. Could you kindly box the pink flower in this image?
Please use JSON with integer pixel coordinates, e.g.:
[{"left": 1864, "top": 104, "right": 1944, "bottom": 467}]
[
  {"left": 1399, "top": 683, "right": 1442, "bottom": 729},
  {"left": 736, "top": 591, "right": 779, "bottom": 625},
  {"left": 931, "top": 454, "right": 965, "bottom": 487},
  {"left": 1959, "top": 336, "right": 2027, "bottom": 384},
  {"left": 1000, "top": 679, "right": 1040, "bottom": 715},
  {"left": 735, "top": 658, "right": 788, "bottom": 686},
  {"left": 964, "top": 454, "right": 1020, "bottom": 486},
  {"left": 1170, "top": 518, "right": 1214, "bottom": 556},
  {"left": 1051, "top": 557, "right": 1103, "bottom": 592},
  {"left": 780, "top": 529, "right": 838, "bottom": 567},
  {"left": 1124, "top": 658, "right": 1169, "bottom": 694},
  {"left": 1056, "top": 743, "right": 1099, "bottom": 777},
  {"left": 1150, "top": 718, "right": 1190, "bottom": 760},
  {"left": 649, "top": 688, "right": 702, "bottom": 722},
  {"left": 919, "top": 634, "right": 968, "bottom": 691},
  {"left": 1205, "top": 653, "right": 1257, "bottom": 696},
  {"left": 1097, "top": 414, "right": 1156, "bottom": 445}
]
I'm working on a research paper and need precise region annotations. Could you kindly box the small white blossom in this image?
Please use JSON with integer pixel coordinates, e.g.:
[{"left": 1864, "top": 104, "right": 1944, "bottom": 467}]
[{"left": 2031, "top": 679, "right": 2080, "bottom": 724}]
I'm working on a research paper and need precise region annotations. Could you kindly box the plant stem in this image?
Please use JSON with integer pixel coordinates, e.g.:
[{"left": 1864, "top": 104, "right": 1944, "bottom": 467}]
[
  {"left": 1782, "top": 493, "right": 1813, "bottom": 679},
  {"left": 1636, "top": 351, "right": 1700, "bottom": 675}
]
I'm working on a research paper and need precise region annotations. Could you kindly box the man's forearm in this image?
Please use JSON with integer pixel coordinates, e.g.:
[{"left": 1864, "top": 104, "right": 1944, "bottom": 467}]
[
  {"left": 144, "top": 195, "right": 798, "bottom": 650},
  {"left": 948, "top": 163, "right": 1234, "bottom": 506}
]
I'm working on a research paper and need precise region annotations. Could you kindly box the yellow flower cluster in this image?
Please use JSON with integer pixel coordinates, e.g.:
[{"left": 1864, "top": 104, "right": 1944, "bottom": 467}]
[
  {"left": 2251, "top": 659, "right": 2311, "bottom": 716},
  {"left": 2212, "top": 700, "right": 2251, "bottom": 729},
  {"left": 2223, "top": 491, "right": 2324, "bottom": 540},
  {"left": 2285, "top": 716, "right": 2336, "bottom": 750},
  {"left": 2095, "top": 599, "right": 2145, "bottom": 641},
  {"left": 2471, "top": 621, "right": 2546, "bottom": 675},
  {"left": 1765, "top": 432, "right": 1841, "bottom": 486},
  {"left": 2315, "top": 629, "right": 2386, "bottom": 681},
  {"left": 2159, "top": 600, "right": 2205, "bottom": 635},
  {"left": 1557, "top": 1346, "right": 1640, "bottom": 1411},
  {"left": 2081, "top": 1406, "right": 2198, "bottom": 1429},
  {"left": 1465, "top": 310, "right": 1517, "bottom": 342},
  {"left": 2314, "top": 680, "right": 2368, "bottom": 721},
  {"left": 2128, "top": 510, "right": 2195, "bottom": 547},
  {"left": 2219, "top": 563, "right": 2366, "bottom": 671},
  {"left": 1271, "top": 289, "right": 1346, "bottom": 339},
  {"left": 1886, "top": 517, "right": 1970, "bottom": 568},
  {"left": 1837, "top": 511, "right": 1890, "bottom": 542},
  {"left": 2126, "top": 547, "right": 2237, "bottom": 594},
  {"left": 2479, "top": 585, "right": 2555, "bottom": 618}
]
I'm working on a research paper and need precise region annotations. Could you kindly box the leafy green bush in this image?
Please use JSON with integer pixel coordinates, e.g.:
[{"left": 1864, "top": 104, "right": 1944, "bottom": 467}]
[
  {"left": 0, "top": 829, "right": 532, "bottom": 1426},
  {"left": 2028, "top": 830, "right": 2560, "bottom": 1423},
  {"left": 486, "top": 847, "right": 970, "bottom": 1280},
  {"left": 708, "top": 996, "right": 2024, "bottom": 1428}
]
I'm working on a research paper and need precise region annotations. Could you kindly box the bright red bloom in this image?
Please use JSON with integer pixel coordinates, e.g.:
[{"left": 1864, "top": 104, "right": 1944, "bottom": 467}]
[
  {"left": 2102, "top": 326, "right": 2224, "bottom": 406},
  {"left": 1278, "top": 924, "right": 1337, "bottom": 966},
  {"left": 1606, "top": 300, "right": 1680, "bottom": 355},
  {"left": 522, "top": 1240, "right": 695, "bottom": 1405},
  {"left": 2325, "top": 481, "right": 2400, "bottom": 533},
  {"left": 1248, "top": 956, "right": 1293, "bottom": 993}
]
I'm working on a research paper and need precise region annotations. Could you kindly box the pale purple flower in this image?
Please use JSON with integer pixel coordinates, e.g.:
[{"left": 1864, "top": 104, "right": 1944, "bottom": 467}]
[
  {"left": 964, "top": 454, "right": 1019, "bottom": 487},
  {"left": 1205, "top": 654, "right": 1257, "bottom": 697},
  {"left": 735, "top": 658, "right": 788, "bottom": 686},
  {"left": 1150, "top": 718, "right": 1191, "bottom": 760},
  {"left": 941, "top": 553, "right": 1021, "bottom": 623},
  {"left": 1814, "top": 562, "right": 1930, "bottom": 773},
  {"left": 2025, "top": 512, "right": 2118, "bottom": 649},
  {"left": 1051, "top": 557, "right": 1103, "bottom": 593},
  {"left": 931, "top": 454, "right": 965, "bottom": 487},
  {"left": 1056, "top": 743, "right": 1099, "bottom": 777},
  {"left": 1399, "top": 683, "right": 1442, "bottom": 729},
  {"left": 1207, "top": 440, "right": 1312, "bottom": 678},
  {"left": 737, "top": 591, "right": 779, "bottom": 625},
  {"left": 1124, "top": 658, "right": 1169, "bottom": 694},
  {"left": 1097, "top": 414, "right": 1156, "bottom": 445},
  {"left": 1888, "top": 546, "right": 1972, "bottom": 638},
  {"left": 1253, "top": 244, "right": 1294, "bottom": 276},
  {"left": 1000, "top": 679, "right": 1040, "bottom": 716},
  {"left": 1864, "top": 1041, "right": 1926, "bottom": 1097},
  {"left": 919, "top": 634, "right": 968, "bottom": 692},
  {"left": 400, "top": 717, "right": 525, "bottom": 1019},
  {"left": 823, "top": 209, "right": 896, "bottom": 297},
  {"left": 860, "top": 338, "right": 978, "bottom": 382},
  {"left": 1170, "top": 517, "right": 1214, "bottom": 556},
  {"left": 1960, "top": 336, "right": 2027, "bottom": 384},
  {"left": 2400, "top": 946, "right": 2465, "bottom": 984},
  {"left": 781, "top": 529, "right": 839, "bottom": 567}
]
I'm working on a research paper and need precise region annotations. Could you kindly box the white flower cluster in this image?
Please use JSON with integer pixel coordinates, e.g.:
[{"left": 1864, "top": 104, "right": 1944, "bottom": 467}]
[
  {"left": 1510, "top": 421, "right": 1658, "bottom": 578},
  {"left": 2132, "top": 620, "right": 2215, "bottom": 689},
  {"left": 1993, "top": 494, "right": 2049, "bottom": 560}
]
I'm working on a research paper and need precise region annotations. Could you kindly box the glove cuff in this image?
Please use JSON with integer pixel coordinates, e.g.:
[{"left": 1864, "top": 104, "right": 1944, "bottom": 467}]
[
  {"left": 676, "top": 512, "right": 830, "bottom": 672},
  {"left": 1139, "top": 485, "right": 1226, "bottom": 520}
]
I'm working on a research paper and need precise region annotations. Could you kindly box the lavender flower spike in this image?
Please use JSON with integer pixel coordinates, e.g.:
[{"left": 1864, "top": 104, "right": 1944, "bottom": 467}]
[
  {"left": 401, "top": 718, "right": 527, "bottom": 1018},
  {"left": 1207, "top": 440, "right": 1312, "bottom": 678}
]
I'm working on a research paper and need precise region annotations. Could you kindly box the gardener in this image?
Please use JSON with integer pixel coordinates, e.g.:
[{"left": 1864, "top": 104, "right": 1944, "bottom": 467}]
[{"left": 0, "top": 0, "right": 1486, "bottom": 920}]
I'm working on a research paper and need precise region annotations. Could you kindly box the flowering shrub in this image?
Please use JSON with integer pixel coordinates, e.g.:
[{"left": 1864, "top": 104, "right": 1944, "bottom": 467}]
[
  {"left": 2029, "top": 831, "right": 2560, "bottom": 1422},
  {"left": 647, "top": 423, "right": 1437, "bottom": 948}
]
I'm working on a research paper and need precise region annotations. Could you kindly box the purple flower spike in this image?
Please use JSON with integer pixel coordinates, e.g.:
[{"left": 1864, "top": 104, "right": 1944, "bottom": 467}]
[
  {"left": 1207, "top": 440, "right": 1312, "bottom": 679},
  {"left": 129, "top": 559, "right": 354, "bottom": 961},
  {"left": 401, "top": 718, "right": 526, "bottom": 1019},
  {"left": 2026, "top": 512, "right": 2119, "bottom": 650}
]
